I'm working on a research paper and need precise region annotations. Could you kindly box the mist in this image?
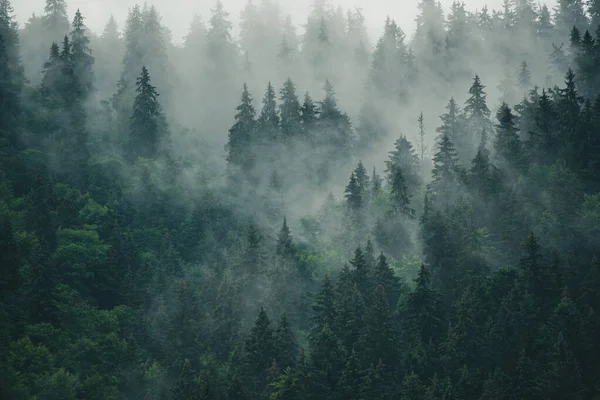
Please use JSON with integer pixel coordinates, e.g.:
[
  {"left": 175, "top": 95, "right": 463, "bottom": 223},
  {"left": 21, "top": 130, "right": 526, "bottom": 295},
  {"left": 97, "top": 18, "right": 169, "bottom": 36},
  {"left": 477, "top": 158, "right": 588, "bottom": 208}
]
[{"left": 1, "top": 0, "right": 600, "bottom": 398}]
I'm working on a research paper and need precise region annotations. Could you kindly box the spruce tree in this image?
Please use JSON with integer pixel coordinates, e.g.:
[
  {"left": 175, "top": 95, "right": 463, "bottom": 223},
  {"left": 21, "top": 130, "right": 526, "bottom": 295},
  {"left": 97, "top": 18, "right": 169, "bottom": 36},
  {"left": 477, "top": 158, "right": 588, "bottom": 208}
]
[
  {"left": 69, "top": 9, "right": 94, "bottom": 98},
  {"left": 417, "top": 111, "right": 427, "bottom": 163},
  {"left": 244, "top": 307, "right": 276, "bottom": 392},
  {"left": 279, "top": 78, "right": 302, "bottom": 138},
  {"left": 310, "top": 274, "right": 337, "bottom": 340},
  {"left": 129, "top": 66, "right": 168, "bottom": 160},
  {"left": 0, "top": 214, "right": 19, "bottom": 299},
  {"left": 43, "top": 0, "right": 70, "bottom": 41},
  {"left": 494, "top": 102, "right": 522, "bottom": 168},
  {"left": 389, "top": 166, "right": 415, "bottom": 217},
  {"left": 517, "top": 61, "right": 532, "bottom": 91},
  {"left": 258, "top": 81, "right": 280, "bottom": 142},
  {"left": 226, "top": 83, "right": 256, "bottom": 171},
  {"left": 276, "top": 217, "right": 296, "bottom": 261},
  {"left": 428, "top": 134, "right": 461, "bottom": 205},
  {"left": 300, "top": 91, "right": 319, "bottom": 134},
  {"left": 436, "top": 97, "right": 463, "bottom": 143},
  {"left": 274, "top": 313, "right": 298, "bottom": 369},
  {"left": 385, "top": 134, "right": 421, "bottom": 195}
]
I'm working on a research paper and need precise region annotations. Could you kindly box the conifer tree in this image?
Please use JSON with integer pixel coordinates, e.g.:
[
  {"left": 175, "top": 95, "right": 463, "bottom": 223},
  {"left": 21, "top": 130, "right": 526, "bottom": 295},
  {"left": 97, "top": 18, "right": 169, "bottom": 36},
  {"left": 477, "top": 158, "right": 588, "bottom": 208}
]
[
  {"left": 258, "top": 81, "right": 280, "bottom": 142},
  {"left": 385, "top": 135, "right": 421, "bottom": 195},
  {"left": 417, "top": 111, "right": 427, "bottom": 163},
  {"left": 300, "top": 91, "right": 319, "bottom": 134},
  {"left": 400, "top": 264, "right": 445, "bottom": 346},
  {"left": 244, "top": 307, "right": 276, "bottom": 392},
  {"left": 464, "top": 75, "right": 492, "bottom": 148},
  {"left": 310, "top": 274, "right": 337, "bottom": 339},
  {"left": 372, "top": 252, "right": 402, "bottom": 307},
  {"left": 428, "top": 134, "right": 461, "bottom": 205},
  {"left": 389, "top": 166, "right": 415, "bottom": 217},
  {"left": 436, "top": 97, "right": 463, "bottom": 143},
  {"left": 129, "top": 66, "right": 168, "bottom": 160},
  {"left": 518, "top": 61, "right": 532, "bottom": 91},
  {"left": 69, "top": 9, "right": 94, "bottom": 98},
  {"left": 227, "top": 84, "right": 256, "bottom": 171},
  {"left": 0, "top": 0, "right": 22, "bottom": 139},
  {"left": 276, "top": 217, "right": 296, "bottom": 261},
  {"left": 361, "top": 285, "right": 396, "bottom": 367},
  {"left": 43, "top": 0, "right": 69, "bottom": 40},
  {"left": 0, "top": 214, "right": 19, "bottom": 299},
  {"left": 470, "top": 129, "right": 496, "bottom": 198},
  {"left": 279, "top": 78, "right": 302, "bottom": 138},
  {"left": 371, "top": 167, "right": 383, "bottom": 197},
  {"left": 274, "top": 313, "right": 298, "bottom": 369},
  {"left": 494, "top": 102, "right": 522, "bottom": 168}
]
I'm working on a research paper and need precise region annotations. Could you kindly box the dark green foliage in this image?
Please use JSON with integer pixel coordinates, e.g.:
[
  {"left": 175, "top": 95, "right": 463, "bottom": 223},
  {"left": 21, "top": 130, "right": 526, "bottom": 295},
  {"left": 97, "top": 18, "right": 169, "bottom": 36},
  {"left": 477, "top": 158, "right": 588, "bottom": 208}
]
[
  {"left": 4, "top": 3, "right": 600, "bottom": 399},
  {"left": 279, "top": 78, "right": 302, "bottom": 138},
  {"left": 128, "top": 66, "right": 168, "bottom": 160}
]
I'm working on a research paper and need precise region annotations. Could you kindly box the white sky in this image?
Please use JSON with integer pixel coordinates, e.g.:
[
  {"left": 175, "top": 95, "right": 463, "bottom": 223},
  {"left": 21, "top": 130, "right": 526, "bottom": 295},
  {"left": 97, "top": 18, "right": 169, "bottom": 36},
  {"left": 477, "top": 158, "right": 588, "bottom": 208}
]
[{"left": 14, "top": 0, "right": 556, "bottom": 44}]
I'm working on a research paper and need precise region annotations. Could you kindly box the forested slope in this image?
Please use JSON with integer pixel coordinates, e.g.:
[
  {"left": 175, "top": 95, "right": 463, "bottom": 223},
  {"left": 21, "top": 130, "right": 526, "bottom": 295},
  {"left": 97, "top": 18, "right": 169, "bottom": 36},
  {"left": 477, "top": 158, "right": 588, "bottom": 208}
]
[{"left": 2, "top": 0, "right": 600, "bottom": 399}]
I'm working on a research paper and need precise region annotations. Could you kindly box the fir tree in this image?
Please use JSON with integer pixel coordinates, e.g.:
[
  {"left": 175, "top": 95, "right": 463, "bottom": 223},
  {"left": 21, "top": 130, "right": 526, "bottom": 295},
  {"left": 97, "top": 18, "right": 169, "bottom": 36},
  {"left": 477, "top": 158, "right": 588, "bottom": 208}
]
[
  {"left": 279, "top": 78, "right": 302, "bottom": 138},
  {"left": 518, "top": 61, "right": 532, "bottom": 91},
  {"left": 417, "top": 111, "right": 427, "bottom": 163},
  {"left": 428, "top": 134, "right": 461, "bottom": 205},
  {"left": 389, "top": 166, "right": 415, "bottom": 217},
  {"left": 274, "top": 313, "right": 298, "bottom": 369},
  {"left": 385, "top": 134, "right": 421, "bottom": 195},
  {"left": 494, "top": 102, "right": 522, "bottom": 168},
  {"left": 436, "top": 97, "right": 463, "bottom": 143},
  {"left": 300, "top": 91, "right": 319, "bottom": 133},
  {"left": 258, "top": 81, "right": 280, "bottom": 142},
  {"left": 43, "top": 0, "right": 69, "bottom": 40},
  {"left": 276, "top": 217, "right": 296, "bottom": 261},
  {"left": 69, "top": 9, "right": 94, "bottom": 98},
  {"left": 226, "top": 84, "right": 256, "bottom": 171},
  {"left": 244, "top": 307, "right": 276, "bottom": 392},
  {"left": 129, "top": 66, "right": 168, "bottom": 160}
]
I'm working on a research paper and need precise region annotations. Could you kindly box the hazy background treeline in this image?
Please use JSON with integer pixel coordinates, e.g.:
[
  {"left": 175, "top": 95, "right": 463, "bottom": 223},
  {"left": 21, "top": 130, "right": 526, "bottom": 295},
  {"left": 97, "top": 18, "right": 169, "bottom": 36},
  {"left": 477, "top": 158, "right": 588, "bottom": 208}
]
[{"left": 2, "top": 0, "right": 600, "bottom": 399}]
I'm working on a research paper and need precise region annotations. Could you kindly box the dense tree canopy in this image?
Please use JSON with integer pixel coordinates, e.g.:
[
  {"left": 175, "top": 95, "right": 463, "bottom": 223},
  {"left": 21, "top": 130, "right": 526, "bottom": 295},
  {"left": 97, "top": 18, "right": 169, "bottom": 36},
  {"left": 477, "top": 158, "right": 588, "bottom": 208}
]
[{"left": 2, "top": 0, "right": 600, "bottom": 399}]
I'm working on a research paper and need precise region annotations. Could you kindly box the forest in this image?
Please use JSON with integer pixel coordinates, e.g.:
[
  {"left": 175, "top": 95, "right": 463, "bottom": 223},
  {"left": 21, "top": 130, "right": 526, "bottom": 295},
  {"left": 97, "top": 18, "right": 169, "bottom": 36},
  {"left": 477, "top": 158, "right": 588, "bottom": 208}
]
[{"left": 1, "top": 0, "right": 600, "bottom": 398}]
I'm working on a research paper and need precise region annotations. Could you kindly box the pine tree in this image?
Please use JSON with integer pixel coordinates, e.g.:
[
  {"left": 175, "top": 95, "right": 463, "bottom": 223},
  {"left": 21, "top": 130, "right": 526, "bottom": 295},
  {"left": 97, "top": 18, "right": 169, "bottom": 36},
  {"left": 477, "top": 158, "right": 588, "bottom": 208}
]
[
  {"left": 258, "top": 81, "right": 280, "bottom": 142},
  {"left": 276, "top": 217, "right": 296, "bottom": 261},
  {"left": 417, "top": 112, "right": 427, "bottom": 163},
  {"left": 464, "top": 75, "right": 492, "bottom": 146},
  {"left": 274, "top": 313, "right": 298, "bottom": 369},
  {"left": 0, "top": 214, "right": 19, "bottom": 299},
  {"left": 43, "top": 0, "right": 70, "bottom": 41},
  {"left": 129, "top": 66, "right": 168, "bottom": 160},
  {"left": 344, "top": 172, "right": 362, "bottom": 210},
  {"left": 300, "top": 91, "right": 319, "bottom": 134},
  {"left": 399, "top": 264, "right": 445, "bottom": 346},
  {"left": 436, "top": 97, "right": 463, "bottom": 143},
  {"left": 428, "top": 134, "right": 461, "bottom": 205},
  {"left": 554, "top": 0, "right": 587, "bottom": 39},
  {"left": 518, "top": 61, "right": 532, "bottom": 91},
  {"left": 556, "top": 69, "right": 583, "bottom": 167},
  {"left": 69, "top": 9, "right": 94, "bottom": 98},
  {"left": 494, "top": 102, "right": 522, "bottom": 168},
  {"left": 371, "top": 167, "right": 383, "bottom": 197},
  {"left": 279, "top": 78, "right": 302, "bottom": 138},
  {"left": 310, "top": 274, "right": 337, "bottom": 339},
  {"left": 244, "top": 307, "right": 276, "bottom": 392},
  {"left": 0, "top": 0, "right": 23, "bottom": 140},
  {"left": 470, "top": 129, "right": 496, "bottom": 198},
  {"left": 226, "top": 84, "right": 256, "bottom": 171},
  {"left": 385, "top": 134, "right": 421, "bottom": 195},
  {"left": 372, "top": 252, "right": 403, "bottom": 307},
  {"left": 389, "top": 166, "right": 415, "bottom": 217},
  {"left": 361, "top": 285, "right": 397, "bottom": 367}
]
